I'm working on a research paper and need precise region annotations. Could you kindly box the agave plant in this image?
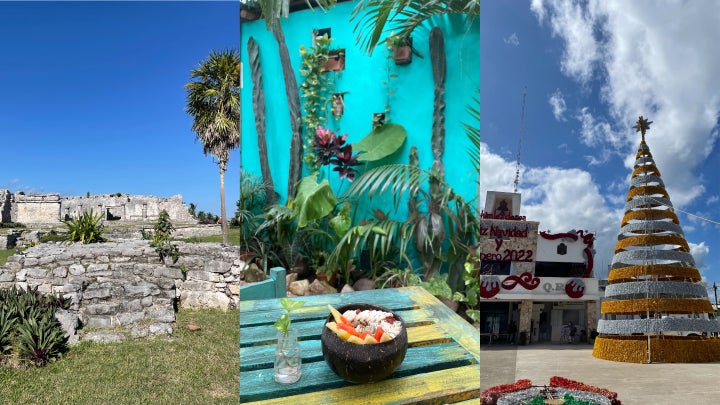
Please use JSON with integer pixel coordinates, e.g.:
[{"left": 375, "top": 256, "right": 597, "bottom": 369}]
[{"left": 64, "top": 209, "right": 105, "bottom": 244}]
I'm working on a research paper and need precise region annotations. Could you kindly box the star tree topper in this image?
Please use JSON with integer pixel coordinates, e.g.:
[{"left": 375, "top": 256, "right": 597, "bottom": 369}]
[{"left": 632, "top": 115, "right": 653, "bottom": 142}]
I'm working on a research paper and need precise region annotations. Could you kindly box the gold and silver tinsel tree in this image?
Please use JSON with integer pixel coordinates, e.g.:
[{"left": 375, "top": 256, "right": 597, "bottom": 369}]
[{"left": 593, "top": 116, "right": 720, "bottom": 363}]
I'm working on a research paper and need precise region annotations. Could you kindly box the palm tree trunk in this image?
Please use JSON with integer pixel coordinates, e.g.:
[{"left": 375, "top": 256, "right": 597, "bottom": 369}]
[
  {"left": 220, "top": 164, "right": 228, "bottom": 245},
  {"left": 271, "top": 19, "right": 303, "bottom": 200},
  {"left": 248, "top": 36, "right": 276, "bottom": 205}
]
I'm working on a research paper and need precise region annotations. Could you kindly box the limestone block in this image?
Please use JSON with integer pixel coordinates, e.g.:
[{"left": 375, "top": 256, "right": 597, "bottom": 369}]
[
  {"left": 68, "top": 264, "right": 85, "bottom": 275},
  {"left": 117, "top": 311, "right": 146, "bottom": 326},
  {"left": 84, "top": 287, "right": 112, "bottom": 300},
  {"left": 14, "top": 268, "right": 27, "bottom": 282},
  {"left": 228, "top": 284, "right": 239, "bottom": 295},
  {"left": 86, "top": 303, "right": 122, "bottom": 315},
  {"left": 147, "top": 306, "right": 175, "bottom": 323},
  {"left": 3, "top": 261, "right": 21, "bottom": 272},
  {"left": 216, "top": 282, "right": 227, "bottom": 288},
  {"left": 124, "top": 284, "right": 160, "bottom": 298},
  {"left": 204, "top": 260, "right": 232, "bottom": 274},
  {"left": 85, "top": 315, "right": 114, "bottom": 328},
  {"left": 39, "top": 255, "right": 55, "bottom": 265},
  {"left": 52, "top": 267, "right": 68, "bottom": 278},
  {"left": 16, "top": 281, "right": 28, "bottom": 291},
  {"left": 186, "top": 270, "right": 221, "bottom": 283},
  {"left": 111, "top": 256, "right": 132, "bottom": 263},
  {"left": 123, "top": 299, "right": 143, "bottom": 312},
  {"left": 97, "top": 255, "right": 110, "bottom": 263},
  {"left": 55, "top": 309, "right": 80, "bottom": 345},
  {"left": 23, "top": 257, "right": 39, "bottom": 266},
  {"left": 154, "top": 266, "right": 183, "bottom": 280},
  {"left": 149, "top": 323, "right": 173, "bottom": 335},
  {"left": 83, "top": 331, "right": 125, "bottom": 343},
  {"left": 180, "top": 290, "right": 231, "bottom": 309},
  {"left": 141, "top": 296, "right": 153, "bottom": 307},
  {"left": 133, "top": 263, "right": 156, "bottom": 277},
  {"left": 0, "top": 271, "right": 15, "bottom": 282},
  {"left": 130, "top": 327, "right": 148, "bottom": 339},
  {"left": 36, "top": 283, "right": 51, "bottom": 294},
  {"left": 87, "top": 263, "right": 109, "bottom": 272},
  {"left": 181, "top": 280, "right": 214, "bottom": 291},
  {"left": 288, "top": 279, "right": 310, "bottom": 296},
  {"left": 25, "top": 268, "right": 48, "bottom": 279}
]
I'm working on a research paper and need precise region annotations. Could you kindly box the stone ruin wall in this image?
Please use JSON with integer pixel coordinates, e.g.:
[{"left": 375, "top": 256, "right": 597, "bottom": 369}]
[
  {"left": 0, "top": 190, "right": 196, "bottom": 224},
  {"left": 0, "top": 240, "right": 240, "bottom": 344}
]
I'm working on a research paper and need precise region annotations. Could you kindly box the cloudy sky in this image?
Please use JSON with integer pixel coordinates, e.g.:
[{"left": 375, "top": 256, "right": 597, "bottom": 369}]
[{"left": 481, "top": 0, "right": 720, "bottom": 292}]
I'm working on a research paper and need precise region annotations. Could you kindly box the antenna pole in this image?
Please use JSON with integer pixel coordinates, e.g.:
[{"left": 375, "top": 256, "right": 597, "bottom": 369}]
[{"left": 514, "top": 88, "right": 526, "bottom": 193}]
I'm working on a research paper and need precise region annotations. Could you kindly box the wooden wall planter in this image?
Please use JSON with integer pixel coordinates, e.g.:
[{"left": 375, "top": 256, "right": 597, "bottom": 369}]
[
  {"left": 393, "top": 38, "right": 413, "bottom": 65},
  {"left": 323, "top": 49, "right": 345, "bottom": 72}
]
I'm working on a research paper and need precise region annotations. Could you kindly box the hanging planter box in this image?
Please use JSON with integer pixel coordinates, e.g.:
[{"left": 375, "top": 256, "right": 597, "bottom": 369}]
[
  {"left": 331, "top": 92, "right": 346, "bottom": 120},
  {"left": 392, "top": 38, "right": 413, "bottom": 65},
  {"left": 323, "top": 49, "right": 345, "bottom": 72}
]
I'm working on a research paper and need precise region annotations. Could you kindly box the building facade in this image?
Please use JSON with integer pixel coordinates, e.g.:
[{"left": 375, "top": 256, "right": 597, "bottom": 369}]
[{"left": 479, "top": 191, "right": 600, "bottom": 344}]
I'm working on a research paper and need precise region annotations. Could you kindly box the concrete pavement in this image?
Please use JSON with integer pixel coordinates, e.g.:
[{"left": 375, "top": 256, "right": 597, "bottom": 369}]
[{"left": 481, "top": 342, "right": 720, "bottom": 404}]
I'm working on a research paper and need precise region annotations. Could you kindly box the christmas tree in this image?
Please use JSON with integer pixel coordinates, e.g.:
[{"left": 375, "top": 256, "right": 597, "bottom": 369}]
[{"left": 593, "top": 116, "right": 720, "bottom": 363}]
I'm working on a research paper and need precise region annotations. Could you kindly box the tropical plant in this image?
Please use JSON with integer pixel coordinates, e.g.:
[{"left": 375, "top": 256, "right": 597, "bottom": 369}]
[
  {"left": 313, "top": 126, "right": 361, "bottom": 181},
  {"left": 184, "top": 48, "right": 240, "bottom": 245},
  {"left": 188, "top": 203, "right": 197, "bottom": 218},
  {"left": 64, "top": 209, "right": 105, "bottom": 244},
  {"left": 350, "top": 0, "right": 480, "bottom": 55},
  {"left": 143, "top": 210, "right": 180, "bottom": 264},
  {"left": 0, "top": 309, "right": 15, "bottom": 355},
  {"left": 16, "top": 313, "right": 68, "bottom": 366},
  {"left": 274, "top": 298, "right": 305, "bottom": 336}
]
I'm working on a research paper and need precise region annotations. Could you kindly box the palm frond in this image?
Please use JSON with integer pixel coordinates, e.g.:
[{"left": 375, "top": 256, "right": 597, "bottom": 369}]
[{"left": 463, "top": 94, "right": 480, "bottom": 176}]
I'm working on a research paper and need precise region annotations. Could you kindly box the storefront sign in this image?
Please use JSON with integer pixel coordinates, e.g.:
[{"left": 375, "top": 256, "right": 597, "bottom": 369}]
[
  {"left": 480, "top": 273, "right": 588, "bottom": 299},
  {"left": 480, "top": 249, "right": 534, "bottom": 262}
]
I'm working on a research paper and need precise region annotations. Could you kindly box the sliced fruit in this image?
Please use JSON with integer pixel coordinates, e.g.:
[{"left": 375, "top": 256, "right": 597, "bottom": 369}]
[
  {"left": 362, "top": 334, "right": 378, "bottom": 344},
  {"left": 347, "top": 335, "right": 365, "bottom": 344},
  {"left": 337, "top": 322, "right": 362, "bottom": 338},
  {"left": 374, "top": 327, "right": 384, "bottom": 342},
  {"left": 336, "top": 328, "right": 352, "bottom": 341},
  {"left": 328, "top": 304, "right": 351, "bottom": 324},
  {"left": 325, "top": 321, "right": 338, "bottom": 334},
  {"left": 380, "top": 333, "right": 393, "bottom": 343}
]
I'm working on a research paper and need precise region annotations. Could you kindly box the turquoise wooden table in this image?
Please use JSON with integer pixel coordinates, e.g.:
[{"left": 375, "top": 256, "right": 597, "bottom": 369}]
[{"left": 239, "top": 286, "right": 480, "bottom": 404}]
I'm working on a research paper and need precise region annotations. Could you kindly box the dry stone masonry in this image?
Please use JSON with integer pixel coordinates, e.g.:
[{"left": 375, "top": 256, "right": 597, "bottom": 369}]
[
  {"left": 0, "top": 240, "right": 241, "bottom": 344},
  {"left": 0, "top": 190, "right": 195, "bottom": 224}
]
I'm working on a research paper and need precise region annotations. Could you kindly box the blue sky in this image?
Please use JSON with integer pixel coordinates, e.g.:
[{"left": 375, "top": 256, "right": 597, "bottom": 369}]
[
  {"left": 481, "top": 1, "right": 720, "bottom": 294},
  {"left": 0, "top": 1, "right": 239, "bottom": 217}
]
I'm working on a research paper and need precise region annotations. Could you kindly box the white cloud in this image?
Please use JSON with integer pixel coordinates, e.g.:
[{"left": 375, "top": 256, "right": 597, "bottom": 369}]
[
  {"left": 548, "top": 89, "right": 567, "bottom": 121},
  {"left": 689, "top": 241, "right": 710, "bottom": 271},
  {"left": 707, "top": 195, "right": 719, "bottom": 205},
  {"left": 531, "top": 0, "right": 720, "bottom": 208},
  {"left": 481, "top": 142, "right": 621, "bottom": 279},
  {"left": 503, "top": 32, "right": 520, "bottom": 46}
]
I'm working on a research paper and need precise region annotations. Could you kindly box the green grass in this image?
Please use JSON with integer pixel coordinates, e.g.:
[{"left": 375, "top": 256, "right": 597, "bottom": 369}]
[
  {"left": 0, "top": 248, "right": 15, "bottom": 266},
  {"left": 180, "top": 227, "right": 240, "bottom": 246},
  {"left": 0, "top": 309, "right": 239, "bottom": 404}
]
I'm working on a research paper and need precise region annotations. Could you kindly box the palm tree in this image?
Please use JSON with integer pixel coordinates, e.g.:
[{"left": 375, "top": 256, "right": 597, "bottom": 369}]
[
  {"left": 351, "top": 0, "right": 479, "bottom": 55},
  {"left": 184, "top": 49, "right": 240, "bottom": 245}
]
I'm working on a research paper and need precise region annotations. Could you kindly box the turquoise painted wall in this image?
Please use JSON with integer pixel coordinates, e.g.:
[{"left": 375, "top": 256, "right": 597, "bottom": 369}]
[{"left": 241, "top": 3, "right": 479, "bottom": 208}]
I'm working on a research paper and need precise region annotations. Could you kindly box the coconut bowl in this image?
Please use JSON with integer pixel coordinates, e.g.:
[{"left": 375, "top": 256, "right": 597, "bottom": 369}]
[{"left": 321, "top": 303, "right": 408, "bottom": 384}]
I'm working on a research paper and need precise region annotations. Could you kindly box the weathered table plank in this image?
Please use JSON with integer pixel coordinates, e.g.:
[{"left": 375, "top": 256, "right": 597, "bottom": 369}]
[{"left": 239, "top": 287, "right": 480, "bottom": 404}]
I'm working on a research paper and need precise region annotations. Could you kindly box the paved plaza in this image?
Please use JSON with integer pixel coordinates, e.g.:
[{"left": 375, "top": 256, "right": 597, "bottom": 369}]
[{"left": 481, "top": 342, "right": 720, "bottom": 404}]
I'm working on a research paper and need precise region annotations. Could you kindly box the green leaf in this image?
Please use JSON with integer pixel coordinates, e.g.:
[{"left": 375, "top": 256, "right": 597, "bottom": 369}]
[
  {"left": 292, "top": 174, "right": 338, "bottom": 227},
  {"left": 274, "top": 313, "right": 290, "bottom": 334},
  {"left": 280, "top": 298, "right": 305, "bottom": 313},
  {"left": 354, "top": 123, "right": 407, "bottom": 162},
  {"left": 329, "top": 207, "right": 352, "bottom": 237}
]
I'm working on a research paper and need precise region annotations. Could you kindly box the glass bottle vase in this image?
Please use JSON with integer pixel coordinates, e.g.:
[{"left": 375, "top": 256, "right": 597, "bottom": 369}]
[{"left": 274, "top": 330, "right": 302, "bottom": 384}]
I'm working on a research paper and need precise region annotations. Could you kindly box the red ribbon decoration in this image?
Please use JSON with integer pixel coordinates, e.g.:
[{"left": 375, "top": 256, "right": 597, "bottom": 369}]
[
  {"left": 539, "top": 230, "right": 595, "bottom": 278},
  {"left": 501, "top": 271, "right": 540, "bottom": 290},
  {"left": 565, "top": 278, "right": 585, "bottom": 298},
  {"left": 480, "top": 276, "right": 501, "bottom": 298}
]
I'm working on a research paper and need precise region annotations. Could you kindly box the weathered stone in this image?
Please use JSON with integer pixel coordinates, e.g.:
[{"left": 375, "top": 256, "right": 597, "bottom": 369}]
[
  {"left": 309, "top": 279, "right": 338, "bottom": 295},
  {"left": 149, "top": 323, "right": 172, "bottom": 335},
  {"left": 86, "top": 303, "right": 122, "bottom": 315},
  {"left": 55, "top": 309, "right": 80, "bottom": 345},
  {"left": 0, "top": 271, "right": 15, "bottom": 282},
  {"left": 111, "top": 256, "right": 132, "bottom": 263},
  {"left": 124, "top": 284, "right": 160, "bottom": 298},
  {"left": 147, "top": 306, "right": 175, "bottom": 323},
  {"left": 204, "top": 260, "right": 232, "bottom": 274},
  {"left": 181, "top": 280, "right": 214, "bottom": 291},
  {"left": 154, "top": 266, "right": 183, "bottom": 279},
  {"left": 141, "top": 296, "right": 153, "bottom": 307},
  {"left": 186, "top": 270, "right": 221, "bottom": 282},
  {"left": 123, "top": 299, "right": 143, "bottom": 312},
  {"left": 130, "top": 327, "right": 149, "bottom": 339},
  {"left": 180, "top": 291, "right": 231, "bottom": 309},
  {"left": 117, "top": 311, "right": 146, "bottom": 325},
  {"left": 84, "top": 287, "right": 111, "bottom": 300},
  {"left": 52, "top": 266, "right": 68, "bottom": 278},
  {"left": 23, "top": 257, "right": 39, "bottom": 266},
  {"left": 16, "top": 281, "right": 28, "bottom": 291},
  {"left": 14, "top": 268, "right": 27, "bottom": 281},
  {"left": 228, "top": 284, "right": 240, "bottom": 295},
  {"left": 241, "top": 263, "right": 266, "bottom": 283},
  {"left": 39, "top": 255, "right": 55, "bottom": 265},
  {"left": 68, "top": 264, "right": 85, "bottom": 275},
  {"left": 83, "top": 331, "right": 125, "bottom": 343},
  {"left": 286, "top": 272, "right": 298, "bottom": 285},
  {"left": 288, "top": 279, "right": 310, "bottom": 296},
  {"left": 133, "top": 263, "right": 156, "bottom": 276},
  {"left": 85, "top": 315, "right": 114, "bottom": 328},
  {"left": 87, "top": 263, "right": 109, "bottom": 272},
  {"left": 353, "top": 278, "right": 376, "bottom": 291},
  {"left": 26, "top": 268, "right": 48, "bottom": 278},
  {"left": 216, "top": 282, "right": 227, "bottom": 288},
  {"left": 341, "top": 284, "right": 355, "bottom": 293}
]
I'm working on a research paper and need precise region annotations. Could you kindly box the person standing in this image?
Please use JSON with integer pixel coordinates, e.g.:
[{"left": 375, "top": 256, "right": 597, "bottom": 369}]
[{"left": 508, "top": 320, "right": 517, "bottom": 344}]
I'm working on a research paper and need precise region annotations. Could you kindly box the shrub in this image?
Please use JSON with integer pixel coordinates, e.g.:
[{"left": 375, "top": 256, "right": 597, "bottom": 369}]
[
  {"left": 38, "top": 230, "right": 68, "bottom": 243},
  {"left": 0, "top": 286, "right": 70, "bottom": 367},
  {"left": 64, "top": 209, "right": 105, "bottom": 244},
  {"left": 144, "top": 210, "right": 180, "bottom": 263}
]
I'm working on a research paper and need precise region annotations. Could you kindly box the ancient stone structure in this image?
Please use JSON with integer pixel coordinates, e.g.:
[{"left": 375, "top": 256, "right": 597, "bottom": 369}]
[
  {"left": 0, "top": 240, "right": 241, "bottom": 344},
  {"left": 0, "top": 191, "right": 196, "bottom": 224}
]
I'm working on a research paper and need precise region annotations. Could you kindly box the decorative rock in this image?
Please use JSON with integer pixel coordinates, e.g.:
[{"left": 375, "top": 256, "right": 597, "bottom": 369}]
[
  {"left": 309, "top": 279, "right": 338, "bottom": 295},
  {"left": 341, "top": 284, "right": 355, "bottom": 293},
  {"left": 286, "top": 272, "right": 298, "bottom": 285},
  {"left": 241, "top": 263, "right": 265, "bottom": 283},
  {"left": 288, "top": 279, "right": 310, "bottom": 296},
  {"left": 352, "top": 278, "right": 376, "bottom": 291}
]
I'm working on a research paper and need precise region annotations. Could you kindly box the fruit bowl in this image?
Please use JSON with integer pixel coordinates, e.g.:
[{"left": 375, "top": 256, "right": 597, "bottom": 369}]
[{"left": 321, "top": 303, "right": 408, "bottom": 384}]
